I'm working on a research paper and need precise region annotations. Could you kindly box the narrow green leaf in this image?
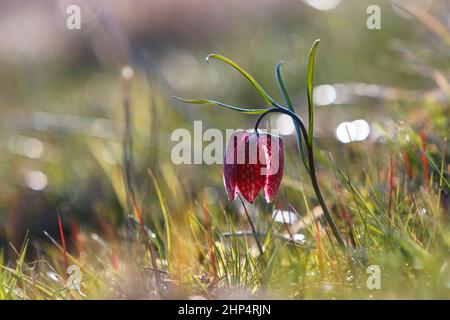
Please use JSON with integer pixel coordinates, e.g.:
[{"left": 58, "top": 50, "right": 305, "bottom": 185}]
[
  {"left": 206, "top": 54, "right": 277, "bottom": 107},
  {"left": 173, "top": 97, "right": 267, "bottom": 114},
  {"left": 275, "top": 62, "right": 293, "bottom": 111},
  {"left": 275, "top": 62, "right": 309, "bottom": 171},
  {"left": 306, "top": 39, "right": 320, "bottom": 146},
  {"left": 148, "top": 169, "right": 172, "bottom": 270},
  {"left": 425, "top": 152, "right": 450, "bottom": 188}
]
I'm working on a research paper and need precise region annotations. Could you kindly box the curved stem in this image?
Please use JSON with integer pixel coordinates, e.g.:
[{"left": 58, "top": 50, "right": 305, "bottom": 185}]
[{"left": 255, "top": 107, "right": 347, "bottom": 249}]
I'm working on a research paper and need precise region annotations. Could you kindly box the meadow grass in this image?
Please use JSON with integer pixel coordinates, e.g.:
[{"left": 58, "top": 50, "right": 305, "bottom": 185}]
[{"left": 0, "top": 70, "right": 448, "bottom": 300}]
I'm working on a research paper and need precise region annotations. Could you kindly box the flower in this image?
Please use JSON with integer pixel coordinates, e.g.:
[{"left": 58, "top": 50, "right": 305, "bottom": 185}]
[{"left": 223, "top": 131, "right": 284, "bottom": 203}]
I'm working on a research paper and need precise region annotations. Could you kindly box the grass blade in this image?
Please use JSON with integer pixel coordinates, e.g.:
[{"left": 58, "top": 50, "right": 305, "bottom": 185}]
[
  {"left": 148, "top": 169, "right": 172, "bottom": 264},
  {"left": 306, "top": 39, "right": 320, "bottom": 145},
  {"left": 421, "top": 128, "right": 430, "bottom": 187},
  {"left": 57, "top": 209, "right": 68, "bottom": 272},
  {"left": 388, "top": 157, "right": 394, "bottom": 218},
  {"left": 424, "top": 152, "right": 450, "bottom": 189}
]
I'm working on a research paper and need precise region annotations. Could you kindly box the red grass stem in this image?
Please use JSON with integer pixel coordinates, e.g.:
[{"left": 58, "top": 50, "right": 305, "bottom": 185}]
[
  {"left": 57, "top": 209, "right": 68, "bottom": 273},
  {"left": 403, "top": 150, "right": 412, "bottom": 180},
  {"left": 421, "top": 128, "right": 430, "bottom": 187}
]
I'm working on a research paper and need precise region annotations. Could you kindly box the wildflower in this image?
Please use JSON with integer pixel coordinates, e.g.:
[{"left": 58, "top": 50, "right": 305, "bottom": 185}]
[{"left": 223, "top": 131, "right": 283, "bottom": 203}]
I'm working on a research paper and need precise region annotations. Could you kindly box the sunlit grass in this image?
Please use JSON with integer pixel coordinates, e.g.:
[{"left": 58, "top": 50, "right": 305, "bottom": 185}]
[{"left": 1, "top": 102, "right": 448, "bottom": 299}]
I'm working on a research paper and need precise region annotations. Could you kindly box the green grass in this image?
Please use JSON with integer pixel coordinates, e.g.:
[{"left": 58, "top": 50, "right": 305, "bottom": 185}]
[
  {"left": 0, "top": 1, "right": 449, "bottom": 300},
  {"left": 0, "top": 77, "right": 448, "bottom": 299},
  {"left": 1, "top": 154, "right": 448, "bottom": 299}
]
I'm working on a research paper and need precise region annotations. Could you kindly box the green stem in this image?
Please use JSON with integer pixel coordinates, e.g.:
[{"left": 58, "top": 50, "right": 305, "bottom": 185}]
[{"left": 255, "top": 107, "right": 347, "bottom": 249}]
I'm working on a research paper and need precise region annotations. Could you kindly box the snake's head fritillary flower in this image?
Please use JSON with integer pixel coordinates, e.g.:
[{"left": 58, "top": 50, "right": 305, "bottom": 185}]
[{"left": 223, "top": 131, "right": 284, "bottom": 203}]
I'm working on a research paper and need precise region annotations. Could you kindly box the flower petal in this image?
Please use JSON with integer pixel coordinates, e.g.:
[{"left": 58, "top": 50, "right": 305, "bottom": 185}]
[
  {"left": 223, "top": 131, "right": 249, "bottom": 201},
  {"left": 260, "top": 133, "right": 284, "bottom": 203},
  {"left": 236, "top": 133, "right": 266, "bottom": 203}
]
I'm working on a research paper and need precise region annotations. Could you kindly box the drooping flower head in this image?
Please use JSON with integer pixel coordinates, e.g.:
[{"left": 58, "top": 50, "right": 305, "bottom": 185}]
[{"left": 223, "top": 131, "right": 284, "bottom": 203}]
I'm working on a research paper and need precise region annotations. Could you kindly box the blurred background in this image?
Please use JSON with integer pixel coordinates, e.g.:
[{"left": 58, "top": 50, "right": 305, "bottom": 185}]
[{"left": 0, "top": 0, "right": 448, "bottom": 252}]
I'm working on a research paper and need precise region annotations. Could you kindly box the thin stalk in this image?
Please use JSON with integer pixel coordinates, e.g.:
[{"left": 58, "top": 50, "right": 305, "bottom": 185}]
[
  {"left": 121, "top": 66, "right": 163, "bottom": 293},
  {"left": 388, "top": 157, "right": 394, "bottom": 218},
  {"left": 122, "top": 67, "right": 136, "bottom": 244},
  {"left": 57, "top": 209, "right": 68, "bottom": 273},
  {"left": 421, "top": 128, "right": 430, "bottom": 188},
  {"left": 255, "top": 107, "right": 347, "bottom": 249},
  {"left": 237, "top": 195, "right": 264, "bottom": 257}
]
